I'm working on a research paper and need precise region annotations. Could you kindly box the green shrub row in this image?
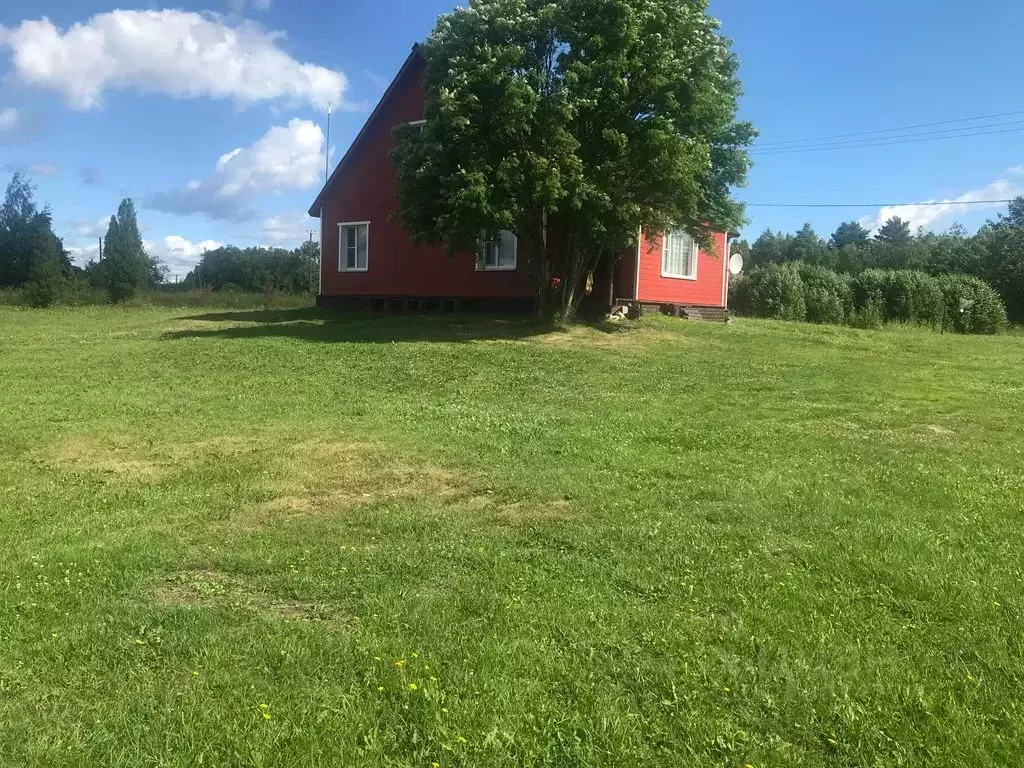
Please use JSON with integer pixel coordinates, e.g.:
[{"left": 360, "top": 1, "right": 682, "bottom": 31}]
[{"left": 730, "top": 264, "right": 1006, "bottom": 334}]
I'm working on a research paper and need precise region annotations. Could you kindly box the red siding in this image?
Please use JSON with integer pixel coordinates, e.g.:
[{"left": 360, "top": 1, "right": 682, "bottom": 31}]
[
  {"left": 319, "top": 58, "right": 533, "bottom": 300},
  {"left": 636, "top": 229, "right": 728, "bottom": 308}
]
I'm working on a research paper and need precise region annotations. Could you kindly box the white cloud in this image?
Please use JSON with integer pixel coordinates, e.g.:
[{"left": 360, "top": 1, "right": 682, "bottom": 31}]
[
  {"left": 0, "top": 10, "right": 343, "bottom": 111},
  {"left": 150, "top": 235, "right": 224, "bottom": 276},
  {"left": 859, "top": 173, "right": 1024, "bottom": 233},
  {"left": 146, "top": 118, "right": 325, "bottom": 221},
  {"left": 67, "top": 242, "right": 100, "bottom": 266},
  {"left": 259, "top": 211, "right": 318, "bottom": 247},
  {"left": 31, "top": 162, "right": 58, "bottom": 177},
  {"left": 69, "top": 216, "right": 109, "bottom": 238}
]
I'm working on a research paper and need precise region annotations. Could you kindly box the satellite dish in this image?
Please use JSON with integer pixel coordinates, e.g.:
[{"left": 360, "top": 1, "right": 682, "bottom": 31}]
[{"left": 728, "top": 252, "right": 744, "bottom": 275}]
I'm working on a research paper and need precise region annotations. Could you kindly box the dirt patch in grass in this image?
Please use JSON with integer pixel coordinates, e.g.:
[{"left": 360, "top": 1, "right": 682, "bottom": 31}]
[
  {"left": 249, "top": 440, "right": 469, "bottom": 522},
  {"left": 50, "top": 434, "right": 262, "bottom": 483},
  {"left": 534, "top": 324, "right": 681, "bottom": 351},
  {"left": 167, "top": 435, "right": 255, "bottom": 459},
  {"left": 52, "top": 435, "right": 166, "bottom": 480},
  {"left": 152, "top": 569, "right": 344, "bottom": 625},
  {"left": 459, "top": 494, "right": 577, "bottom": 525}
]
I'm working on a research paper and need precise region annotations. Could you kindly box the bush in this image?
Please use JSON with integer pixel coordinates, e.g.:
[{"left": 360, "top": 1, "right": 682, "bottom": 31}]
[
  {"left": 737, "top": 262, "right": 806, "bottom": 320},
  {"left": 23, "top": 257, "right": 64, "bottom": 308},
  {"left": 883, "top": 270, "right": 944, "bottom": 326},
  {"left": 798, "top": 264, "right": 853, "bottom": 324},
  {"left": 936, "top": 275, "right": 1007, "bottom": 334},
  {"left": 728, "top": 274, "right": 752, "bottom": 315},
  {"left": 60, "top": 275, "right": 106, "bottom": 306},
  {"left": 850, "top": 298, "right": 885, "bottom": 330},
  {"left": 851, "top": 269, "right": 889, "bottom": 310},
  {"left": 852, "top": 269, "right": 944, "bottom": 327}
]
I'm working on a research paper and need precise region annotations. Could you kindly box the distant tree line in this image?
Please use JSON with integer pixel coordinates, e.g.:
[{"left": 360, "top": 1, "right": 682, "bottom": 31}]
[
  {"left": 0, "top": 172, "right": 163, "bottom": 306},
  {"left": 0, "top": 172, "right": 318, "bottom": 308},
  {"left": 739, "top": 197, "right": 1024, "bottom": 324},
  {"left": 178, "top": 241, "right": 319, "bottom": 294}
]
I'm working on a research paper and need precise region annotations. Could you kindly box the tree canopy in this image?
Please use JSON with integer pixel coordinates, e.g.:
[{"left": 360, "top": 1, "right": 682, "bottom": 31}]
[
  {"left": 0, "top": 173, "right": 70, "bottom": 303},
  {"left": 875, "top": 216, "right": 913, "bottom": 246},
  {"left": 393, "top": 0, "right": 755, "bottom": 318},
  {"left": 181, "top": 243, "right": 318, "bottom": 293},
  {"left": 94, "top": 198, "right": 162, "bottom": 302},
  {"left": 830, "top": 221, "right": 871, "bottom": 250}
]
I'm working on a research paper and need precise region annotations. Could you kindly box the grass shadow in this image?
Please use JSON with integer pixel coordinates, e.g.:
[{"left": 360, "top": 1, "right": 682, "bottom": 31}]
[
  {"left": 165, "top": 307, "right": 546, "bottom": 344},
  {"left": 164, "top": 307, "right": 636, "bottom": 345}
]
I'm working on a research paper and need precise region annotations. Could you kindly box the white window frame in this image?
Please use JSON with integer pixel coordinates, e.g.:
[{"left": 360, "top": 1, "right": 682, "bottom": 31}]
[
  {"left": 406, "top": 119, "right": 426, "bottom": 128},
  {"left": 338, "top": 221, "right": 370, "bottom": 272},
  {"left": 477, "top": 230, "right": 518, "bottom": 271},
  {"left": 661, "top": 230, "right": 699, "bottom": 280}
]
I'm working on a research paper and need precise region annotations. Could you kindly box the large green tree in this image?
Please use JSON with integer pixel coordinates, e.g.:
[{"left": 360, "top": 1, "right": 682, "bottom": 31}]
[
  {"left": 978, "top": 197, "right": 1024, "bottom": 323},
  {"left": 875, "top": 216, "right": 913, "bottom": 246},
  {"left": 749, "top": 229, "right": 791, "bottom": 267},
  {"left": 787, "top": 223, "right": 832, "bottom": 266},
  {"left": 392, "top": 0, "right": 755, "bottom": 319},
  {"left": 830, "top": 221, "right": 871, "bottom": 250},
  {"left": 0, "top": 172, "right": 70, "bottom": 295},
  {"left": 96, "top": 198, "right": 162, "bottom": 302}
]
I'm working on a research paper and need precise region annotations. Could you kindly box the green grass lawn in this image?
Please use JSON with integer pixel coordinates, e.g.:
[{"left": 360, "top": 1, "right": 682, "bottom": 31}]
[{"left": 1, "top": 306, "right": 1022, "bottom": 767}]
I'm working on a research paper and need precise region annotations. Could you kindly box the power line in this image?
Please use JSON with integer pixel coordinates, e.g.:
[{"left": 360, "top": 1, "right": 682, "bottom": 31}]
[
  {"left": 750, "top": 125, "right": 1024, "bottom": 155},
  {"left": 755, "top": 109, "right": 1024, "bottom": 148},
  {"left": 754, "top": 119, "right": 1024, "bottom": 152},
  {"left": 743, "top": 199, "right": 1014, "bottom": 209}
]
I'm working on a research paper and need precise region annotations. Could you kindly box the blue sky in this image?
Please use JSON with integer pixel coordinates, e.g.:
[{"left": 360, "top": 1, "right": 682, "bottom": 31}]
[{"left": 0, "top": 1, "right": 1022, "bottom": 277}]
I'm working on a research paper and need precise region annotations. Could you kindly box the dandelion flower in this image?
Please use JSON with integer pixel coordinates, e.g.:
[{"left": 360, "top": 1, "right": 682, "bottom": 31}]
[
  {"left": 263, "top": 712, "right": 272, "bottom": 720},
  {"left": 377, "top": 686, "right": 385, "bottom": 692},
  {"left": 259, "top": 703, "right": 270, "bottom": 710},
  {"left": 408, "top": 683, "right": 418, "bottom": 691},
  {"left": 395, "top": 659, "right": 405, "bottom": 668}
]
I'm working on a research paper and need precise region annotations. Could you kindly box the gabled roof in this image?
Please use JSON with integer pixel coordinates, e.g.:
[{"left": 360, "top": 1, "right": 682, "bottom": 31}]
[{"left": 308, "top": 44, "right": 426, "bottom": 217}]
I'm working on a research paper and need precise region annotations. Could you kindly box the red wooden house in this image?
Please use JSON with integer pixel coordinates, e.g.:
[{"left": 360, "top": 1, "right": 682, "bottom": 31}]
[{"left": 310, "top": 45, "right": 737, "bottom": 317}]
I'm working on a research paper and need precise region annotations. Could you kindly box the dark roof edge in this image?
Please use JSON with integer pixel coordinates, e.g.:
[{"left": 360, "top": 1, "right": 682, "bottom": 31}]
[{"left": 308, "top": 44, "right": 425, "bottom": 217}]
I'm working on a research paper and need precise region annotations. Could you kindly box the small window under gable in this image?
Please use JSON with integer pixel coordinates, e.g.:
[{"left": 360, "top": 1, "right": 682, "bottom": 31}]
[
  {"left": 339, "top": 222, "right": 369, "bottom": 272},
  {"left": 478, "top": 230, "right": 517, "bottom": 271},
  {"left": 662, "top": 230, "right": 698, "bottom": 280}
]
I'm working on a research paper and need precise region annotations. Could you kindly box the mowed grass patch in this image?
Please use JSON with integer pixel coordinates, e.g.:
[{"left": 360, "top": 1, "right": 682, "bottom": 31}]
[{"left": 0, "top": 305, "right": 1023, "bottom": 767}]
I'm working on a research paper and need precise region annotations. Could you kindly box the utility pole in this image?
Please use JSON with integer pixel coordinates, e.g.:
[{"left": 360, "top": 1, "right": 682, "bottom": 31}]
[
  {"left": 325, "top": 101, "right": 331, "bottom": 183},
  {"left": 307, "top": 230, "right": 316, "bottom": 294},
  {"left": 98, "top": 236, "right": 103, "bottom": 260}
]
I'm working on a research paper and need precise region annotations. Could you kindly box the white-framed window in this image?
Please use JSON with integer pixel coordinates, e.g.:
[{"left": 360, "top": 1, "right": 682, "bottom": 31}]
[
  {"left": 406, "top": 119, "right": 426, "bottom": 129},
  {"left": 478, "top": 230, "right": 517, "bottom": 271},
  {"left": 661, "top": 230, "right": 698, "bottom": 280},
  {"left": 339, "top": 222, "right": 369, "bottom": 272}
]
